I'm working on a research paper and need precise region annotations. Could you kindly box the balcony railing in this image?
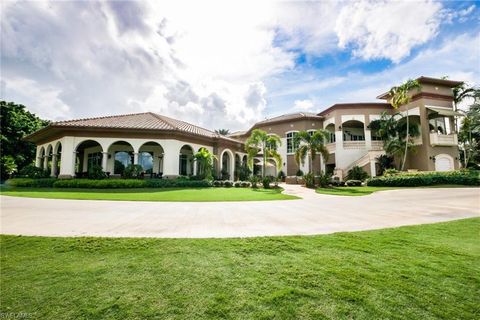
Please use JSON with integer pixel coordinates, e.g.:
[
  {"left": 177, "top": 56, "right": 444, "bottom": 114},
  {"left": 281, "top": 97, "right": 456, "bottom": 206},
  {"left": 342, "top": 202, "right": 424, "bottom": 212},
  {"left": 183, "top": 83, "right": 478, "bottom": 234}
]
[
  {"left": 371, "top": 141, "right": 384, "bottom": 151},
  {"left": 326, "top": 143, "right": 336, "bottom": 153},
  {"left": 429, "top": 133, "right": 458, "bottom": 146},
  {"left": 343, "top": 141, "right": 366, "bottom": 149}
]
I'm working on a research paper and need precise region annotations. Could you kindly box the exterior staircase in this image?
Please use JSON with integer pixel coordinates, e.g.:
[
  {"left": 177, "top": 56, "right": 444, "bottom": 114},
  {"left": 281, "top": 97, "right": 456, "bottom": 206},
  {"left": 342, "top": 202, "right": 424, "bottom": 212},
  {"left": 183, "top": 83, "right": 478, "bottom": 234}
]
[{"left": 334, "top": 150, "right": 385, "bottom": 180}]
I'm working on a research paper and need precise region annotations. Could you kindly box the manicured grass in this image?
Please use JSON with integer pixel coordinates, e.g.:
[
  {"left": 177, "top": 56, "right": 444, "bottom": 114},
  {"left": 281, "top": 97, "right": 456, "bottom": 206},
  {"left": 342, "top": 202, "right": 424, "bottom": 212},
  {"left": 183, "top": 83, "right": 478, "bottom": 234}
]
[
  {"left": 316, "top": 185, "right": 477, "bottom": 196},
  {"left": 0, "top": 187, "right": 298, "bottom": 202},
  {"left": 1, "top": 218, "right": 479, "bottom": 319}
]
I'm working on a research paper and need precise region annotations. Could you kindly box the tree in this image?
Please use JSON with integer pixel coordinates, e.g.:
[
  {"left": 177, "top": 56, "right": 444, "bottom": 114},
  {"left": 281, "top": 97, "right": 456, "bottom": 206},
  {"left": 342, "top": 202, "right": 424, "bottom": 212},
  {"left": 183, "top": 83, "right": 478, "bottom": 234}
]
[
  {"left": 245, "top": 129, "right": 282, "bottom": 178},
  {"left": 387, "top": 79, "right": 421, "bottom": 170},
  {"left": 369, "top": 112, "right": 420, "bottom": 170},
  {"left": 194, "top": 147, "right": 217, "bottom": 180},
  {"left": 215, "top": 129, "right": 230, "bottom": 136},
  {"left": 459, "top": 89, "right": 480, "bottom": 167},
  {"left": 0, "top": 101, "right": 50, "bottom": 181},
  {"left": 293, "top": 130, "right": 330, "bottom": 174},
  {"left": 453, "top": 83, "right": 477, "bottom": 134}
]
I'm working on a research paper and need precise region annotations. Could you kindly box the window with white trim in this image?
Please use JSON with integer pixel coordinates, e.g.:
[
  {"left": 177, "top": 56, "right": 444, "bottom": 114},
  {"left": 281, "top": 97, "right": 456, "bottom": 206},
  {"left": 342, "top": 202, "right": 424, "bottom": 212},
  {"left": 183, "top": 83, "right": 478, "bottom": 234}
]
[{"left": 286, "top": 132, "right": 299, "bottom": 153}]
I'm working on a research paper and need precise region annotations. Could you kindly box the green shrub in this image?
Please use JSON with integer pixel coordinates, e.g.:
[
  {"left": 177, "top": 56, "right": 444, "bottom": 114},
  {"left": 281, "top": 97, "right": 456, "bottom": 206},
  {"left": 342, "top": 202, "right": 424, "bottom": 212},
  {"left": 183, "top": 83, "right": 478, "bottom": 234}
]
[
  {"left": 367, "top": 170, "right": 480, "bottom": 187},
  {"left": 346, "top": 180, "right": 362, "bottom": 186},
  {"left": 114, "top": 160, "right": 125, "bottom": 175},
  {"left": 17, "top": 164, "right": 50, "bottom": 179},
  {"left": 383, "top": 168, "right": 400, "bottom": 176},
  {"left": 234, "top": 181, "right": 242, "bottom": 188},
  {"left": 296, "top": 169, "right": 304, "bottom": 177},
  {"left": 262, "top": 176, "right": 271, "bottom": 189},
  {"left": 347, "top": 166, "right": 369, "bottom": 181},
  {"left": 223, "top": 180, "right": 233, "bottom": 188},
  {"left": 250, "top": 176, "right": 259, "bottom": 188},
  {"left": 123, "top": 164, "right": 144, "bottom": 179},
  {"left": 88, "top": 164, "right": 106, "bottom": 180},
  {"left": 304, "top": 172, "right": 315, "bottom": 188},
  {"left": 213, "top": 180, "right": 223, "bottom": 187},
  {"left": 241, "top": 181, "right": 250, "bottom": 188},
  {"left": 277, "top": 170, "right": 286, "bottom": 181},
  {"left": 6, "top": 178, "right": 56, "bottom": 188},
  {"left": 316, "top": 173, "right": 331, "bottom": 188}
]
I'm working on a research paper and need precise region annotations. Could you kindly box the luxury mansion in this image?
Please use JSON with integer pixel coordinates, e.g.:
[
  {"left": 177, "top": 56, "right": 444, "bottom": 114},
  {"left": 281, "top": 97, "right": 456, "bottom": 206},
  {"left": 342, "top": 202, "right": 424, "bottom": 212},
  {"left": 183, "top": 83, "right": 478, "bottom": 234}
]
[{"left": 26, "top": 76, "right": 463, "bottom": 180}]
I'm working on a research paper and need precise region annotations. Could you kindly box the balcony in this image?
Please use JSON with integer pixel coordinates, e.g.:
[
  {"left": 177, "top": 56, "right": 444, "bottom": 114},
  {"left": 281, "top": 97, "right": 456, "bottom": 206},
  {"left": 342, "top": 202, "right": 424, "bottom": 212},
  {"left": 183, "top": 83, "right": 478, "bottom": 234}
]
[
  {"left": 343, "top": 141, "right": 366, "bottom": 149},
  {"left": 326, "top": 143, "right": 336, "bottom": 153},
  {"left": 429, "top": 133, "right": 458, "bottom": 147},
  {"left": 371, "top": 141, "right": 384, "bottom": 151}
]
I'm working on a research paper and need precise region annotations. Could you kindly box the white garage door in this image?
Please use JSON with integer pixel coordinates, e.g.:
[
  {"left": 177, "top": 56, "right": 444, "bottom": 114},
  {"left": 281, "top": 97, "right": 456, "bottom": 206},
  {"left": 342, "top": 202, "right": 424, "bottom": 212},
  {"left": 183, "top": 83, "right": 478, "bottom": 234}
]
[{"left": 435, "top": 154, "right": 454, "bottom": 172}]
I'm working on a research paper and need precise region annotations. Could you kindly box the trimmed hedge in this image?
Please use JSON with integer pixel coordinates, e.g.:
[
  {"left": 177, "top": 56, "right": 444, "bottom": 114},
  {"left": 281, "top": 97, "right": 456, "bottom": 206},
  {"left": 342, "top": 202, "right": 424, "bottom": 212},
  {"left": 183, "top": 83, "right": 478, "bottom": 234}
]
[
  {"left": 5, "top": 178, "right": 212, "bottom": 189},
  {"left": 6, "top": 178, "right": 57, "bottom": 188},
  {"left": 366, "top": 171, "right": 480, "bottom": 187}
]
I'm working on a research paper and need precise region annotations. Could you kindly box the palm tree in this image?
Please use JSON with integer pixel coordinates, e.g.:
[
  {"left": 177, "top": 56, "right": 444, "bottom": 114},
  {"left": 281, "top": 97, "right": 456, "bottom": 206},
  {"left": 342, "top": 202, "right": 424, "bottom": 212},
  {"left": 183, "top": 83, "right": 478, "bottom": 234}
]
[
  {"left": 215, "top": 129, "right": 230, "bottom": 135},
  {"left": 453, "top": 83, "right": 477, "bottom": 134},
  {"left": 293, "top": 130, "right": 330, "bottom": 174},
  {"left": 245, "top": 129, "right": 282, "bottom": 178},
  {"left": 387, "top": 79, "right": 421, "bottom": 170},
  {"left": 194, "top": 147, "right": 217, "bottom": 179}
]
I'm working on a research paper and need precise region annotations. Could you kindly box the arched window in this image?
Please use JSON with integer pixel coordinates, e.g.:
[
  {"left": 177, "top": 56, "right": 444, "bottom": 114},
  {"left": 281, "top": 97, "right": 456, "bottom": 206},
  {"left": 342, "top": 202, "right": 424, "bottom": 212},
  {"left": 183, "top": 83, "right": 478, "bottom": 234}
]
[
  {"left": 139, "top": 152, "right": 153, "bottom": 172},
  {"left": 286, "top": 132, "right": 299, "bottom": 153}
]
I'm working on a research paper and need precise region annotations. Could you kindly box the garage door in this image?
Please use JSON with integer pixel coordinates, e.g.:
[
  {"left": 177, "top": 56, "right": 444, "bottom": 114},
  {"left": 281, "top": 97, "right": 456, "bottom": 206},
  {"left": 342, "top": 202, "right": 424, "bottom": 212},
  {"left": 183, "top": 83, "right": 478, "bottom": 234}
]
[{"left": 435, "top": 154, "right": 454, "bottom": 172}]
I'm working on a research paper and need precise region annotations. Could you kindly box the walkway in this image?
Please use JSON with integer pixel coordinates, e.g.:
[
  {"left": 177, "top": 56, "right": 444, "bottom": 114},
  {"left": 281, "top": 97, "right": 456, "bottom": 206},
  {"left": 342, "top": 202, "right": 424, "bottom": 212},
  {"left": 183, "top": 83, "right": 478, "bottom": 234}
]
[{"left": 1, "top": 186, "right": 479, "bottom": 238}]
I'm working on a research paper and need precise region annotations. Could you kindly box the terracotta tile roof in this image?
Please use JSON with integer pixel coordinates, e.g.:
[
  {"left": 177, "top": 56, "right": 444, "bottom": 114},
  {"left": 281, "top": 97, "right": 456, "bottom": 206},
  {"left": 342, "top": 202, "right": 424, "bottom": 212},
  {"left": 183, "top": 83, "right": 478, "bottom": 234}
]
[
  {"left": 255, "top": 112, "right": 322, "bottom": 125},
  {"left": 52, "top": 112, "right": 239, "bottom": 142}
]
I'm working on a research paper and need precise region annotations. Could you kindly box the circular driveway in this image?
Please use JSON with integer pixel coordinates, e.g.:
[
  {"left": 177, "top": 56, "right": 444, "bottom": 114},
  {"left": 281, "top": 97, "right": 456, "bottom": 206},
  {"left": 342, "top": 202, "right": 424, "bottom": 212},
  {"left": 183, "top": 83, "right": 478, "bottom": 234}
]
[{"left": 1, "top": 186, "right": 479, "bottom": 238}]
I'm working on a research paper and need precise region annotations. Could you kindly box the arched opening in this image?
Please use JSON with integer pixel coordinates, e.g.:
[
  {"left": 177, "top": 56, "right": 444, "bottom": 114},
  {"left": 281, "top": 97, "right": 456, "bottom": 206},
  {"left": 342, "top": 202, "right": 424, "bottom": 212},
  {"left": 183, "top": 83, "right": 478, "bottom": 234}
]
[
  {"left": 38, "top": 146, "right": 45, "bottom": 169},
  {"left": 264, "top": 159, "right": 277, "bottom": 177},
  {"left": 108, "top": 141, "right": 135, "bottom": 176},
  {"left": 220, "top": 149, "right": 233, "bottom": 180},
  {"left": 342, "top": 120, "right": 365, "bottom": 141},
  {"left": 253, "top": 158, "right": 261, "bottom": 176},
  {"left": 179, "top": 145, "right": 194, "bottom": 176},
  {"left": 74, "top": 140, "right": 103, "bottom": 177},
  {"left": 242, "top": 155, "right": 247, "bottom": 166},
  {"left": 234, "top": 154, "right": 241, "bottom": 180},
  {"left": 325, "top": 123, "right": 336, "bottom": 143},
  {"left": 45, "top": 144, "right": 53, "bottom": 173},
  {"left": 53, "top": 142, "right": 62, "bottom": 177},
  {"left": 139, "top": 141, "right": 164, "bottom": 177}
]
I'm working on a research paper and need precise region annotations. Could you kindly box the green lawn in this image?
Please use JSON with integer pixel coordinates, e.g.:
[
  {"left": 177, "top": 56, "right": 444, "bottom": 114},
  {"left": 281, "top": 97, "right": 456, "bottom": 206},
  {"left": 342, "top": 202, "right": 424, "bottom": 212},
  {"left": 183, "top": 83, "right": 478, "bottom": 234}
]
[
  {"left": 0, "top": 187, "right": 298, "bottom": 202},
  {"left": 1, "top": 218, "right": 479, "bottom": 319},
  {"left": 316, "top": 185, "right": 476, "bottom": 196}
]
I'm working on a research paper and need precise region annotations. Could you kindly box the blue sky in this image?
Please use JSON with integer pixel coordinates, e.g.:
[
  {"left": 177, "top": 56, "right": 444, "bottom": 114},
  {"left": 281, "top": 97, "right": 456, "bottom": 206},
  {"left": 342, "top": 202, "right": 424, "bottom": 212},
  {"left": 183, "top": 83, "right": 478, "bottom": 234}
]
[{"left": 1, "top": 0, "right": 479, "bottom": 131}]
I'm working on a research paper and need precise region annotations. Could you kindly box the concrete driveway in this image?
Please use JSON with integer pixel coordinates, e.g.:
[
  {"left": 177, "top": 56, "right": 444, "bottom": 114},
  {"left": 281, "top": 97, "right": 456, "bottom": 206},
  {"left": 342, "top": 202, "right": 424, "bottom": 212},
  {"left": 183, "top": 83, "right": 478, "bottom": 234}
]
[{"left": 1, "top": 186, "right": 479, "bottom": 238}]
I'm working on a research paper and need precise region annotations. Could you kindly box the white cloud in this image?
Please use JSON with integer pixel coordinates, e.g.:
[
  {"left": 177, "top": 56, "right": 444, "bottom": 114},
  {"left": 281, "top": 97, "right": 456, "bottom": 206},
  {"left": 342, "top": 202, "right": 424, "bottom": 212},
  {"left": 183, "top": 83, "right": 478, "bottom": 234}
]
[
  {"left": 293, "top": 99, "right": 314, "bottom": 111},
  {"left": 335, "top": 0, "right": 442, "bottom": 63}
]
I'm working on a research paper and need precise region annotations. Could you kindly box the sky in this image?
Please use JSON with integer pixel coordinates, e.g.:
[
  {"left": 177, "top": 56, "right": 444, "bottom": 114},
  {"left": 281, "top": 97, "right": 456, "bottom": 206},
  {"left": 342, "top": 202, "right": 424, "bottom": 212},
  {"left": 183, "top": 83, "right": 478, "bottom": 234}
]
[{"left": 1, "top": 0, "right": 479, "bottom": 131}]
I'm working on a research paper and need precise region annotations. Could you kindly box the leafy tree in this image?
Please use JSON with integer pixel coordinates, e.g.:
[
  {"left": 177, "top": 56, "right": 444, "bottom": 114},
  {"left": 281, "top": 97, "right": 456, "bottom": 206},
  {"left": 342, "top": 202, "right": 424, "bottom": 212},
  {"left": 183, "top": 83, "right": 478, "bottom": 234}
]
[
  {"left": 376, "top": 154, "right": 395, "bottom": 175},
  {"left": 387, "top": 79, "right": 421, "bottom": 170},
  {"left": 369, "top": 110, "right": 420, "bottom": 170},
  {"left": 459, "top": 89, "right": 480, "bottom": 167},
  {"left": 215, "top": 129, "right": 230, "bottom": 135},
  {"left": 293, "top": 130, "right": 330, "bottom": 175},
  {"left": 0, "top": 101, "right": 50, "bottom": 181},
  {"left": 245, "top": 129, "right": 282, "bottom": 178},
  {"left": 346, "top": 166, "right": 369, "bottom": 181},
  {"left": 194, "top": 147, "right": 217, "bottom": 180}
]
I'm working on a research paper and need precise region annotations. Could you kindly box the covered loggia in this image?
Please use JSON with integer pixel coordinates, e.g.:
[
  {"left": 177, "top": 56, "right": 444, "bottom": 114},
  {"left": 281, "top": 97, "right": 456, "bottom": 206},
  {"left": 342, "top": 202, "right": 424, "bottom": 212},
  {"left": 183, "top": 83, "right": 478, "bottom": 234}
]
[
  {"left": 109, "top": 141, "right": 135, "bottom": 175},
  {"left": 342, "top": 120, "right": 365, "bottom": 141},
  {"left": 179, "top": 145, "right": 194, "bottom": 176},
  {"left": 138, "top": 141, "right": 165, "bottom": 177},
  {"left": 74, "top": 140, "right": 103, "bottom": 177},
  {"left": 220, "top": 149, "right": 234, "bottom": 180}
]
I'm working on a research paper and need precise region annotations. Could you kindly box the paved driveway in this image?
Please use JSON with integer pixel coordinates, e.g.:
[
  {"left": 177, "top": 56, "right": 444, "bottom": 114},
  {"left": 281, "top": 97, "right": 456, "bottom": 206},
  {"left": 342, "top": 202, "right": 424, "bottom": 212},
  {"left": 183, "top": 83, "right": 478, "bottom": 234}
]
[{"left": 1, "top": 186, "right": 479, "bottom": 238}]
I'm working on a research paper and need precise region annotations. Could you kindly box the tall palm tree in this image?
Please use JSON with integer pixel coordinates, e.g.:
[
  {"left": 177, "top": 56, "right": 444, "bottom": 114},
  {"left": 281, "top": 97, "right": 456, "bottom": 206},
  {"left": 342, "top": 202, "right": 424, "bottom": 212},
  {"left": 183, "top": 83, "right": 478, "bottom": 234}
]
[
  {"left": 215, "top": 129, "right": 230, "bottom": 135},
  {"left": 293, "top": 130, "right": 330, "bottom": 174},
  {"left": 245, "top": 129, "right": 282, "bottom": 178},
  {"left": 388, "top": 79, "right": 421, "bottom": 170},
  {"left": 453, "top": 83, "right": 477, "bottom": 132},
  {"left": 194, "top": 147, "right": 217, "bottom": 179}
]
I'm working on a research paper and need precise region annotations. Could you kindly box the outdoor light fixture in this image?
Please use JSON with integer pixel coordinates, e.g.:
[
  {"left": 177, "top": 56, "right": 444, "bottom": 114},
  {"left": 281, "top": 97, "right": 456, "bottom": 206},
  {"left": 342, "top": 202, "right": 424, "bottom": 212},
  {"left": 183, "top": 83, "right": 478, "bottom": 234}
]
[
  {"left": 429, "top": 156, "right": 436, "bottom": 162},
  {"left": 338, "top": 125, "right": 342, "bottom": 130}
]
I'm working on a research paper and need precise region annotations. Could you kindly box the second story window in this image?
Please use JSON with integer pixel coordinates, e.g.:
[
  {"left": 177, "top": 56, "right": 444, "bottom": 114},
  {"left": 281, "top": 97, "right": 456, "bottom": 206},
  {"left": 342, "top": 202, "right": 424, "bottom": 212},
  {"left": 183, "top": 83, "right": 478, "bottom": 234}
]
[{"left": 287, "top": 132, "right": 299, "bottom": 153}]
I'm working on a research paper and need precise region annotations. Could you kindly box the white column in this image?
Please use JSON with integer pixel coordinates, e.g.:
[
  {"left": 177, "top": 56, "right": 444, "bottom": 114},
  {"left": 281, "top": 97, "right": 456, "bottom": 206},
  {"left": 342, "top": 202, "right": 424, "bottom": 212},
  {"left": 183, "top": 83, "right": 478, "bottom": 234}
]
[
  {"left": 230, "top": 154, "right": 235, "bottom": 180},
  {"left": 162, "top": 142, "right": 180, "bottom": 177},
  {"left": 365, "top": 128, "right": 372, "bottom": 150},
  {"left": 43, "top": 156, "right": 48, "bottom": 171},
  {"left": 57, "top": 136, "right": 74, "bottom": 178},
  {"left": 193, "top": 159, "right": 197, "bottom": 176},
  {"left": 102, "top": 152, "right": 109, "bottom": 172},
  {"left": 51, "top": 154, "right": 58, "bottom": 177},
  {"left": 133, "top": 152, "right": 139, "bottom": 165},
  {"left": 35, "top": 156, "right": 42, "bottom": 168},
  {"left": 335, "top": 130, "right": 343, "bottom": 151},
  {"left": 370, "top": 160, "right": 377, "bottom": 177},
  {"left": 320, "top": 157, "right": 326, "bottom": 174}
]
